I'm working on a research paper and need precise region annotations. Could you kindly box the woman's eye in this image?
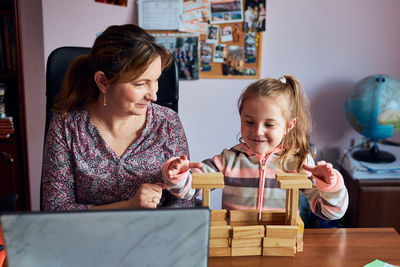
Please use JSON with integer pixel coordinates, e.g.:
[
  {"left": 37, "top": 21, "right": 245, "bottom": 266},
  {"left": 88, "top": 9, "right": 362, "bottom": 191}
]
[
  {"left": 265, "top": 123, "right": 275, "bottom": 127},
  {"left": 245, "top": 121, "right": 254, "bottom": 125},
  {"left": 133, "top": 83, "right": 146, "bottom": 87}
]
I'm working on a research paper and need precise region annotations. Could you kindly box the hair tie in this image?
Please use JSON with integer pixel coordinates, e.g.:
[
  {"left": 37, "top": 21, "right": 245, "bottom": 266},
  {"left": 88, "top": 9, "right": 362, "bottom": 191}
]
[{"left": 279, "top": 76, "right": 286, "bottom": 83}]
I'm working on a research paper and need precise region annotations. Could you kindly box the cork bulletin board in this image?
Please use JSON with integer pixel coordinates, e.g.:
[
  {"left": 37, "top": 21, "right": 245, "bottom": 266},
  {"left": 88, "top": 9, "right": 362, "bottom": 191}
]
[{"left": 148, "top": 0, "right": 265, "bottom": 80}]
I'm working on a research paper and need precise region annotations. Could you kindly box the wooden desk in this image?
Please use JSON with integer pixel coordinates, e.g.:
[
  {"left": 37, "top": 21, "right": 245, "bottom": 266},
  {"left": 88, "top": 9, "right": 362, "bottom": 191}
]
[{"left": 209, "top": 228, "right": 400, "bottom": 267}]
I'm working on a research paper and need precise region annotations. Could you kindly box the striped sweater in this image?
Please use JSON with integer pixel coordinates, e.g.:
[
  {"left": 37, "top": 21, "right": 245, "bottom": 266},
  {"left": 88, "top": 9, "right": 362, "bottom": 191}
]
[{"left": 163, "top": 143, "right": 348, "bottom": 221}]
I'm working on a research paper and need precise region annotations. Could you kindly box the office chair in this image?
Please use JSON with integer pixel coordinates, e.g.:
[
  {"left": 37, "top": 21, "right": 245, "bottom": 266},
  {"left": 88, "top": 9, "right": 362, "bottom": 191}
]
[
  {"left": 45, "top": 46, "right": 179, "bottom": 137},
  {"left": 0, "top": 194, "right": 18, "bottom": 212}
]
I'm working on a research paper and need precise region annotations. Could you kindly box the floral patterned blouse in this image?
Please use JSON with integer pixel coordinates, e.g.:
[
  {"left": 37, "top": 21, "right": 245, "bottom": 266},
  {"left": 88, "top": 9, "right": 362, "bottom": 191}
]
[{"left": 42, "top": 103, "right": 194, "bottom": 211}]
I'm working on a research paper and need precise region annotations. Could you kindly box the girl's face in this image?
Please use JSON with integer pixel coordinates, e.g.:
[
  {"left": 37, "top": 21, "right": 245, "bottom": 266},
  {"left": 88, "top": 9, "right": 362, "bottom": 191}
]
[
  {"left": 240, "top": 95, "right": 296, "bottom": 155},
  {"left": 106, "top": 56, "right": 162, "bottom": 116}
]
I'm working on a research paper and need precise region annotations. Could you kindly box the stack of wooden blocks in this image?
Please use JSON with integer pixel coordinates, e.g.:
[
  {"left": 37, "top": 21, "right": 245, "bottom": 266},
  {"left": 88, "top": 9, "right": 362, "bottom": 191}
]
[{"left": 192, "top": 171, "right": 311, "bottom": 257}]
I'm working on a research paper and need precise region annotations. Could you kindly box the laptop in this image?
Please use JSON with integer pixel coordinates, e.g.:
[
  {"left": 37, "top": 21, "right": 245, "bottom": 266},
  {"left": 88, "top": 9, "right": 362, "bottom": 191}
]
[{"left": 1, "top": 208, "right": 210, "bottom": 267}]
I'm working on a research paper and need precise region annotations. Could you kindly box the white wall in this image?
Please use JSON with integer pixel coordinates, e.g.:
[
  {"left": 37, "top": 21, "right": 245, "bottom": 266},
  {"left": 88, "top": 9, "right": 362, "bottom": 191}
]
[{"left": 20, "top": 0, "right": 400, "bottom": 210}]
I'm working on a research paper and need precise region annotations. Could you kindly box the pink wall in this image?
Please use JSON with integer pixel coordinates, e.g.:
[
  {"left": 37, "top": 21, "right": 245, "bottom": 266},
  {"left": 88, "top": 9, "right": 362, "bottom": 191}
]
[{"left": 19, "top": 0, "right": 400, "bottom": 210}]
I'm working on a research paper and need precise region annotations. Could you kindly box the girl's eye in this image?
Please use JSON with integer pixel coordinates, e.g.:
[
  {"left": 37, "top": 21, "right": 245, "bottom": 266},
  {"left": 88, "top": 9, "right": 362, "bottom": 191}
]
[
  {"left": 265, "top": 123, "right": 275, "bottom": 127},
  {"left": 245, "top": 121, "right": 254, "bottom": 125}
]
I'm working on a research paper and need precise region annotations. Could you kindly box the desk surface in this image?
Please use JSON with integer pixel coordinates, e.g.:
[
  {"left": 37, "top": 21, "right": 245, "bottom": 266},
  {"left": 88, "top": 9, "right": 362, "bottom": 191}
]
[{"left": 209, "top": 228, "right": 400, "bottom": 267}]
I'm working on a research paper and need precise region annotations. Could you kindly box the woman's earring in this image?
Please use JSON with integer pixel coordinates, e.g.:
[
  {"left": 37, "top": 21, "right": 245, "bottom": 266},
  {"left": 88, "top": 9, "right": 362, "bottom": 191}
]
[{"left": 103, "top": 94, "right": 107, "bottom": 107}]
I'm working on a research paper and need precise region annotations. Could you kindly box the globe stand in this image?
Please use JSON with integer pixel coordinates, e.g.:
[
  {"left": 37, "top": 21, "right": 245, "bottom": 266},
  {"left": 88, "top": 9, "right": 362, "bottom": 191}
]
[{"left": 352, "top": 142, "right": 396, "bottom": 163}]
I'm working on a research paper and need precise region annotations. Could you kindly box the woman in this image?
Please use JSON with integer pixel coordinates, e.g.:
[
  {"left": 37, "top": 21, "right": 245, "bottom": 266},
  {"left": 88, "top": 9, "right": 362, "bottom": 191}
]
[{"left": 42, "top": 24, "right": 196, "bottom": 211}]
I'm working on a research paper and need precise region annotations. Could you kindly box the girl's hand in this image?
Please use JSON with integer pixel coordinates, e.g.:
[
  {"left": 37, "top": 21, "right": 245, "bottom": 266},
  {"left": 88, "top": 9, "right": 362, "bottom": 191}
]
[
  {"left": 302, "top": 161, "right": 335, "bottom": 184},
  {"left": 127, "top": 183, "right": 164, "bottom": 209},
  {"left": 167, "top": 155, "right": 203, "bottom": 177}
]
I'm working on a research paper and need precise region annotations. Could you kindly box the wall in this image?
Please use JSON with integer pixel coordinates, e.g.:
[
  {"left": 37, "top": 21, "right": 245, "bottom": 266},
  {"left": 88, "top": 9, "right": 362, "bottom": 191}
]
[{"left": 20, "top": 0, "right": 400, "bottom": 210}]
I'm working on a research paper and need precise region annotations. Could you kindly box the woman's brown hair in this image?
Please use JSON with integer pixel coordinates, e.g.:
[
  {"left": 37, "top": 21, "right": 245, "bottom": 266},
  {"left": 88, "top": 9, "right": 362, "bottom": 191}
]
[
  {"left": 53, "top": 24, "right": 172, "bottom": 116},
  {"left": 238, "top": 75, "right": 312, "bottom": 171}
]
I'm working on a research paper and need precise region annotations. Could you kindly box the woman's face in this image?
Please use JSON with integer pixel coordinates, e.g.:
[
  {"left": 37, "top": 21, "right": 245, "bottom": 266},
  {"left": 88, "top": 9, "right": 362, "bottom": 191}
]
[{"left": 106, "top": 57, "right": 162, "bottom": 116}]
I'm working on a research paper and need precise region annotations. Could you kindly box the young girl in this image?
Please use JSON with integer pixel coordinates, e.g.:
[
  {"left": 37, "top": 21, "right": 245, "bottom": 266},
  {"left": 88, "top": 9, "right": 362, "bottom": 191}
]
[{"left": 162, "top": 75, "right": 348, "bottom": 221}]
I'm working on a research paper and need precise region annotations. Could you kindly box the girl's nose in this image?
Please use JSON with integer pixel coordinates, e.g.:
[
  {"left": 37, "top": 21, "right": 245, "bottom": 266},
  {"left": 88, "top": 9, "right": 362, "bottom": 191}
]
[{"left": 256, "top": 124, "right": 265, "bottom": 136}]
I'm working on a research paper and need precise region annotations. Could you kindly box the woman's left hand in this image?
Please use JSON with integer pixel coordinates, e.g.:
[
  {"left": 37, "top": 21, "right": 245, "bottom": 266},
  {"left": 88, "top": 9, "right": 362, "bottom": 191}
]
[{"left": 302, "top": 161, "right": 335, "bottom": 184}]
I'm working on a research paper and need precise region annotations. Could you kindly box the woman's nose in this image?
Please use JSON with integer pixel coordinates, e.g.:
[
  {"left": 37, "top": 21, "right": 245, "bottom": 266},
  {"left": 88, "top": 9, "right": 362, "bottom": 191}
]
[{"left": 146, "top": 81, "right": 158, "bottom": 102}]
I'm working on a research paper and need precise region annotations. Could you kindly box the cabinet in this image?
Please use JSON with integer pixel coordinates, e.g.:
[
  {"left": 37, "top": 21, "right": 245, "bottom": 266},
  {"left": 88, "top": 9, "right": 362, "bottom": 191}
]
[
  {"left": 340, "top": 167, "right": 400, "bottom": 234},
  {"left": 0, "top": 0, "right": 30, "bottom": 210}
]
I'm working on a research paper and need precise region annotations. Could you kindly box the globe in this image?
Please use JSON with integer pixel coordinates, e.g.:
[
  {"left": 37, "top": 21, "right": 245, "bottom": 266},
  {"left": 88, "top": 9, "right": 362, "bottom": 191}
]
[{"left": 345, "top": 74, "right": 400, "bottom": 163}]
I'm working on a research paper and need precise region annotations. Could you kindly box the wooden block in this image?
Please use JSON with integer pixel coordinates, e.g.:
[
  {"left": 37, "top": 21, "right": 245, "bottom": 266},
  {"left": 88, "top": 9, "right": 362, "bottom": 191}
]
[
  {"left": 192, "top": 172, "right": 224, "bottom": 189},
  {"left": 279, "top": 179, "right": 312, "bottom": 189},
  {"left": 296, "top": 241, "right": 304, "bottom": 252},
  {"left": 276, "top": 172, "right": 308, "bottom": 181},
  {"left": 209, "top": 247, "right": 231, "bottom": 257},
  {"left": 210, "top": 220, "right": 227, "bottom": 226},
  {"left": 262, "top": 247, "right": 296, "bottom": 256},
  {"left": 211, "top": 209, "right": 227, "bottom": 221},
  {"left": 231, "top": 238, "right": 262, "bottom": 248},
  {"left": 230, "top": 220, "right": 259, "bottom": 226},
  {"left": 263, "top": 237, "right": 296, "bottom": 248},
  {"left": 296, "top": 234, "right": 303, "bottom": 252},
  {"left": 202, "top": 189, "right": 210, "bottom": 207},
  {"left": 260, "top": 211, "right": 286, "bottom": 225},
  {"left": 297, "top": 213, "right": 304, "bottom": 233},
  {"left": 210, "top": 226, "right": 231, "bottom": 239},
  {"left": 266, "top": 225, "right": 298, "bottom": 238},
  {"left": 229, "top": 209, "right": 259, "bottom": 222},
  {"left": 209, "top": 238, "right": 230, "bottom": 248},
  {"left": 232, "top": 225, "right": 265, "bottom": 239},
  {"left": 286, "top": 189, "right": 292, "bottom": 224},
  {"left": 231, "top": 247, "right": 262, "bottom": 256},
  {"left": 289, "top": 189, "right": 299, "bottom": 225}
]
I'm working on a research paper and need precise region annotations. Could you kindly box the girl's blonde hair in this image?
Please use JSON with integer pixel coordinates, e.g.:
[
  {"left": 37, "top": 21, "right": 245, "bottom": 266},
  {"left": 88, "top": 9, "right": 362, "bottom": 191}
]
[
  {"left": 53, "top": 24, "right": 172, "bottom": 117},
  {"left": 237, "top": 75, "right": 312, "bottom": 171}
]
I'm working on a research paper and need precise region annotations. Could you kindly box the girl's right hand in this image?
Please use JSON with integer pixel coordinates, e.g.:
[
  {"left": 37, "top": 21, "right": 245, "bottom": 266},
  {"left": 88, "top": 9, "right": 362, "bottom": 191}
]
[
  {"left": 127, "top": 183, "right": 163, "bottom": 209},
  {"left": 167, "top": 155, "right": 203, "bottom": 177}
]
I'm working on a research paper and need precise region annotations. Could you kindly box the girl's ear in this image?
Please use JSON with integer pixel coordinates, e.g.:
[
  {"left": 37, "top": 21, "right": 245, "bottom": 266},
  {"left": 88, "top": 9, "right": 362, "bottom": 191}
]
[
  {"left": 94, "top": 71, "right": 109, "bottom": 94},
  {"left": 286, "top": 118, "right": 297, "bottom": 133}
]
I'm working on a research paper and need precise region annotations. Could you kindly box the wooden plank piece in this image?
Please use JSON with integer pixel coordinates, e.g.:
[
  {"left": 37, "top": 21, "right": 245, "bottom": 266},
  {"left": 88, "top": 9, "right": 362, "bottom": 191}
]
[
  {"left": 192, "top": 172, "right": 224, "bottom": 189},
  {"left": 263, "top": 237, "right": 296, "bottom": 248},
  {"left": 202, "top": 189, "right": 210, "bottom": 207},
  {"left": 209, "top": 247, "right": 231, "bottom": 257},
  {"left": 232, "top": 225, "right": 265, "bottom": 239},
  {"left": 211, "top": 209, "right": 227, "bottom": 221},
  {"left": 262, "top": 247, "right": 296, "bottom": 256},
  {"left": 279, "top": 179, "right": 312, "bottom": 189},
  {"left": 210, "top": 226, "right": 231, "bottom": 239},
  {"left": 231, "top": 238, "right": 262, "bottom": 248},
  {"left": 266, "top": 225, "right": 299, "bottom": 238},
  {"left": 209, "top": 238, "right": 230, "bottom": 248},
  {"left": 276, "top": 172, "right": 308, "bottom": 181},
  {"left": 230, "top": 209, "right": 259, "bottom": 222},
  {"left": 232, "top": 247, "right": 262, "bottom": 256}
]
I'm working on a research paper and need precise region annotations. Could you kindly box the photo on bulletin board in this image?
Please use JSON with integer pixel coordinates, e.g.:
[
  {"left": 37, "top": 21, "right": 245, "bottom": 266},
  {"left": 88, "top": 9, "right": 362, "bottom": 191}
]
[
  {"left": 222, "top": 45, "right": 244, "bottom": 76},
  {"left": 221, "top": 25, "right": 233, "bottom": 42},
  {"left": 154, "top": 34, "right": 200, "bottom": 80},
  {"left": 244, "top": 0, "right": 266, "bottom": 32},
  {"left": 94, "top": 0, "right": 127, "bottom": 7},
  {"left": 206, "top": 25, "right": 219, "bottom": 44},
  {"left": 209, "top": 0, "right": 244, "bottom": 24}
]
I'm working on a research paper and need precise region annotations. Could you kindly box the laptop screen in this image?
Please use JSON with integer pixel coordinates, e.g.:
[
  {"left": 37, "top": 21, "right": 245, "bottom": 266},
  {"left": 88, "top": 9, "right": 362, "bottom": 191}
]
[{"left": 1, "top": 208, "right": 210, "bottom": 267}]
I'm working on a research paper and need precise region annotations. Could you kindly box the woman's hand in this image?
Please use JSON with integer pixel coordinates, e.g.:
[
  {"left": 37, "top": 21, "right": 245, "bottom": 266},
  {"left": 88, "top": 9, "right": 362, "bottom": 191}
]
[
  {"left": 167, "top": 155, "right": 203, "bottom": 178},
  {"left": 127, "top": 183, "right": 164, "bottom": 209},
  {"left": 302, "top": 161, "right": 335, "bottom": 184}
]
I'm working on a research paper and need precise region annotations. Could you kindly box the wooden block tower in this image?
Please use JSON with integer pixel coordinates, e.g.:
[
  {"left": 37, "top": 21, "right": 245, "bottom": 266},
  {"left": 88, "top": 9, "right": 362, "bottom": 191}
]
[{"left": 193, "top": 171, "right": 311, "bottom": 257}]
